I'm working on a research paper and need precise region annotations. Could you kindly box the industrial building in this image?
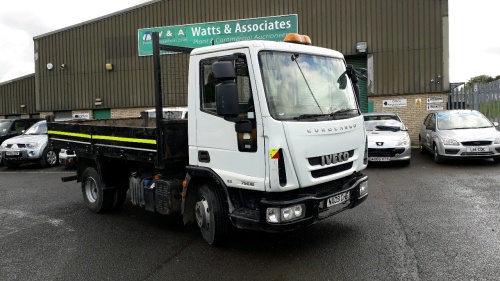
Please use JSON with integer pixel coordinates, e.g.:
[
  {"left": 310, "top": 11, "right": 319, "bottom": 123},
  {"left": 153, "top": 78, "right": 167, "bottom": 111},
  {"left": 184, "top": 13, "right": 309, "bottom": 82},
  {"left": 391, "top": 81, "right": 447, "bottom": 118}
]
[{"left": 0, "top": 0, "right": 449, "bottom": 141}]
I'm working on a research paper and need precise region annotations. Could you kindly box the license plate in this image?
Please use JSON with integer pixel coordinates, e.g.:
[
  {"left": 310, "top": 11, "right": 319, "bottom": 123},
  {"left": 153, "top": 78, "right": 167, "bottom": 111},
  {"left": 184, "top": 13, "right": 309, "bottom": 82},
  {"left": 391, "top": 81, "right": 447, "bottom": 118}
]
[
  {"left": 326, "top": 191, "right": 350, "bottom": 207},
  {"left": 369, "top": 157, "right": 390, "bottom": 161},
  {"left": 6, "top": 151, "right": 20, "bottom": 156},
  {"left": 467, "top": 147, "right": 488, "bottom": 152}
]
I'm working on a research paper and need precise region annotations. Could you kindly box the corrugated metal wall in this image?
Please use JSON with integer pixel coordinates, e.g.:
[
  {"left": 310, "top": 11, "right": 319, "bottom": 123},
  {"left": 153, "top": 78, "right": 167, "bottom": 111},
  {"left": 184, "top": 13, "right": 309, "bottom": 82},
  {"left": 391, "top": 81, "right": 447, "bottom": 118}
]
[
  {"left": 0, "top": 75, "right": 36, "bottom": 116},
  {"left": 33, "top": 0, "right": 448, "bottom": 112}
]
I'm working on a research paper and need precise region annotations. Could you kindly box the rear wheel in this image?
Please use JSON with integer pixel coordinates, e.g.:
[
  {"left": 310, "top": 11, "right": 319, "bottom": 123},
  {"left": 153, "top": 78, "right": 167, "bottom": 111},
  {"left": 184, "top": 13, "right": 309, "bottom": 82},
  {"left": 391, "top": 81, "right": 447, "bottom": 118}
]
[
  {"left": 433, "top": 144, "right": 444, "bottom": 164},
  {"left": 40, "top": 148, "right": 58, "bottom": 167},
  {"left": 81, "top": 167, "right": 115, "bottom": 213},
  {"left": 195, "top": 184, "right": 229, "bottom": 246},
  {"left": 111, "top": 189, "right": 128, "bottom": 211}
]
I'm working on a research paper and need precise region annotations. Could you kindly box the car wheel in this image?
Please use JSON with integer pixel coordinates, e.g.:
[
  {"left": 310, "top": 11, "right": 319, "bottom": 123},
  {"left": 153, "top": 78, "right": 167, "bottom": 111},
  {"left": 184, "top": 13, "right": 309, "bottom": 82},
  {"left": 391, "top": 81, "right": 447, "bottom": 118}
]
[
  {"left": 40, "top": 148, "right": 59, "bottom": 167},
  {"left": 419, "top": 136, "right": 426, "bottom": 154},
  {"left": 433, "top": 144, "right": 444, "bottom": 164},
  {"left": 3, "top": 160, "right": 21, "bottom": 169},
  {"left": 195, "top": 183, "right": 229, "bottom": 246},
  {"left": 81, "top": 167, "right": 115, "bottom": 213}
]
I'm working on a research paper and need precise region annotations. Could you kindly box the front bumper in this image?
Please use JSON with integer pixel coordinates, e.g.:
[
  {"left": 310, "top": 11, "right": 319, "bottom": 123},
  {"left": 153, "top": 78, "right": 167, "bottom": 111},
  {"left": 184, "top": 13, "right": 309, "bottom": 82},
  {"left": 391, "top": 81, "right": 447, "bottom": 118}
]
[
  {"left": 229, "top": 173, "right": 368, "bottom": 232},
  {"left": 439, "top": 144, "right": 500, "bottom": 159},
  {"left": 1, "top": 149, "right": 42, "bottom": 163},
  {"left": 367, "top": 146, "right": 411, "bottom": 162}
]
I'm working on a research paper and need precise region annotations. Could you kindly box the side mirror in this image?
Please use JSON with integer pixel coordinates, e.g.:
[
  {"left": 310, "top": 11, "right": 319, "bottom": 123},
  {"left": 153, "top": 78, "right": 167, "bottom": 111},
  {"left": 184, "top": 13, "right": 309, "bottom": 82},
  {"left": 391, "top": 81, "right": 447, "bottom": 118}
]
[
  {"left": 212, "top": 61, "right": 239, "bottom": 118},
  {"left": 493, "top": 122, "right": 499, "bottom": 127},
  {"left": 338, "top": 73, "right": 347, "bottom": 90}
]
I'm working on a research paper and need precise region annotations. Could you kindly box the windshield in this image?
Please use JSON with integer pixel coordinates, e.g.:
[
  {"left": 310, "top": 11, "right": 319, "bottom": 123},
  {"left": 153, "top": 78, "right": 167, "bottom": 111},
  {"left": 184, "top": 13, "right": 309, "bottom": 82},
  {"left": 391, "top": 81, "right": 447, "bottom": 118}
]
[
  {"left": 259, "top": 51, "right": 358, "bottom": 121},
  {"left": 0, "top": 120, "right": 13, "bottom": 135},
  {"left": 437, "top": 112, "right": 493, "bottom": 130},
  {"left": 24, "top": 122, "right": 47, "bottom": 135},
  {"left": 365, "top": 120, "right": 404, "bottom": 132}
]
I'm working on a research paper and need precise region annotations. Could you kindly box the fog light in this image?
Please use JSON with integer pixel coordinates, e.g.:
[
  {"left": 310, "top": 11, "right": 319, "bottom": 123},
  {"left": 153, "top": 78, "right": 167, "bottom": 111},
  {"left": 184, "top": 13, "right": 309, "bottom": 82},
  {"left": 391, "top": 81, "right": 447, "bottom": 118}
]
[
  {"left": 359, "top": 181, "right": 368, "bottom": 198},
  {"left": 28, "top": 151, "right": 36, "bottom": 157},
  {"left": 266, "top": 208, "right": 280, "bottom": 223}
]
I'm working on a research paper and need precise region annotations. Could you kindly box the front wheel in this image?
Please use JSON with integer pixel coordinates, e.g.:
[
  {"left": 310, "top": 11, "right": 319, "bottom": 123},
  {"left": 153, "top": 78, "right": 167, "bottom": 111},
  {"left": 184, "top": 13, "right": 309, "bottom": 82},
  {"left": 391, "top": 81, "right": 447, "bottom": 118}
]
[
  {"left": 434, "top": 144, "right": 444, "bottom": 164},
  {"left": 81, "top": 167, "right": 115, "bottom": 213},
  {"left": 195, "top": 184, "right": 229, "bottom": 246},
  {"left": 40, "top": 148, "right": 58, "bottom": 167}
]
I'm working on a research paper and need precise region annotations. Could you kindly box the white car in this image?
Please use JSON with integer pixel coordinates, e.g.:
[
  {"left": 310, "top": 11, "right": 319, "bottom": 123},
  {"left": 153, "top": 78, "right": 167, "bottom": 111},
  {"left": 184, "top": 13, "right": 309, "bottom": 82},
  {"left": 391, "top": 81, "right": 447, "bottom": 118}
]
[
  {"left": 364, "top": 112, "right": 411, "bottom": 166},
  {"left": 419, "top": 110, "right": 500, "bottom": 163},
  {"left": 0, "top": 120, "right": 59, "bottom": 169}
]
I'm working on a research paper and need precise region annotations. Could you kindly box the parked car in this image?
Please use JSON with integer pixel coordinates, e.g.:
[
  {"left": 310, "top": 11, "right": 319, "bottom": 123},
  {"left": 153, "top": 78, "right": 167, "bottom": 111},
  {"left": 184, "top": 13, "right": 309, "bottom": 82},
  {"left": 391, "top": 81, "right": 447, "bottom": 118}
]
[
  {"left": 0, "top": 118, "right": 42, "bottom": 165},
  {"left": 363, "top": 112, "right": 411, "bottom": 165},
  {"left": 141, "top": 107, "right": 188, "bottom": 119},
  {"left": 419, "top": 110, "right": 500, "bottom": 163},
  {"left": 0, "top": 120, "right": 59, "bottom": 168},
  {"left": 59, "top": 149, "right": 76, "bottom": 168}
]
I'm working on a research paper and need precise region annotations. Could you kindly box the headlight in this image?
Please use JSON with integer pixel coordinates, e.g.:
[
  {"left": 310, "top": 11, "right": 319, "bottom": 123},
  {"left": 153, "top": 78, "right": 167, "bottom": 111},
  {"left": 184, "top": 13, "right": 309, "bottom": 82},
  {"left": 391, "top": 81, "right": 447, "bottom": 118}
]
[
  {"left": 26, "top": 142, "right": 41, "bottom": 149},
  {"left": 0, "top": 143, "right": 6, "bottom": 148},
  {"left": 494, "top": 138, "right": 500, "bottom": 144},
  {"left": 442, "top": 138, "right": 459, "bottom": 146},
  {"left": 396, "top": 136, "right": 410, "bottom": 146},
  {"left": 359, "top": 181, "right": 368, "bottom": 198},
  {"left": 266, "top": 204, "right": 306, "bottom": 224}
]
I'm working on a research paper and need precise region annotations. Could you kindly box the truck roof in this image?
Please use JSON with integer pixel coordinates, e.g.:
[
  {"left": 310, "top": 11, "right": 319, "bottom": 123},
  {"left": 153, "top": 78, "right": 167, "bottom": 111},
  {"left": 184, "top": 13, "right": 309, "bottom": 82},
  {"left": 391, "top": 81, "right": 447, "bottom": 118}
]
[{"left": 190, "top": 40, "right": 345, "bottom": 59}]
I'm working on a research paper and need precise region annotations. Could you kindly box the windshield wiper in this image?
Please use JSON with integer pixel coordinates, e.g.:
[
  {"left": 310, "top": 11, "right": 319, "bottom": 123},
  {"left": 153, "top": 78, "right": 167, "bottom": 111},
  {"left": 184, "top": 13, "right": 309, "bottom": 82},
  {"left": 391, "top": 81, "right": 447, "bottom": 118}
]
[
  {"left": 294, "top": 114, "right": 327, "bottom": 120},
  {"left": 330, "top": 108, "right": 359, "bottom": 116},
  {"left": 291, "top": 54, "right": 323, "bottom": 114},
  {"left": 294, "top": 109, "right": 359, "bottom": 121}
]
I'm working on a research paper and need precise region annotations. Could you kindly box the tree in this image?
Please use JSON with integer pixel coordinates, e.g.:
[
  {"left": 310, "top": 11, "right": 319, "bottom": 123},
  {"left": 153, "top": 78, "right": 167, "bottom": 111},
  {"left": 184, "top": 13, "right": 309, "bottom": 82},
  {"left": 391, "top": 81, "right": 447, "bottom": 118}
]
[{"left": 465, "top": 75, "right": 500, "bottom": 89}]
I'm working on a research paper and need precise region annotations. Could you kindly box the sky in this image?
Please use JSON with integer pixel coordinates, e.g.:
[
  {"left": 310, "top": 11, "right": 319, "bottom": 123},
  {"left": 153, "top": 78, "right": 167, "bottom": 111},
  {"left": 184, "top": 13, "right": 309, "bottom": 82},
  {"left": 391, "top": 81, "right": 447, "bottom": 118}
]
[{"left": 0, "top": 0, "right": 499, "bottom": 84}]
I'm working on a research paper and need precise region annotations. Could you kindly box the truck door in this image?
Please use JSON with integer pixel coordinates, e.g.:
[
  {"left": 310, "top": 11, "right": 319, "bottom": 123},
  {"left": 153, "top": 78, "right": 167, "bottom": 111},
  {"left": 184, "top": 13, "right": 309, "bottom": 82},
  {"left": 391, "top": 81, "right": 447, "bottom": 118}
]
[{"left": 193, "top": 49, "right": 266, "bottom": 191}]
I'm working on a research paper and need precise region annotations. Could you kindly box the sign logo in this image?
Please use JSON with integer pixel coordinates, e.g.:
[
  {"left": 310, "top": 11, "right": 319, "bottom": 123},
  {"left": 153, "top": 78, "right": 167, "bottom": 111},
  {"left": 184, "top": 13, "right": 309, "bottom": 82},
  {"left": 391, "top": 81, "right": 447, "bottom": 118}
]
[
  {"left": 321, "top": 151, "right": 350, "bottom": 166},
  {"left": 138, "top": 14, "right": 298, "bottom": 56},
  {"left": 376, "top": 142, "right": 384, "bottom": 146}
]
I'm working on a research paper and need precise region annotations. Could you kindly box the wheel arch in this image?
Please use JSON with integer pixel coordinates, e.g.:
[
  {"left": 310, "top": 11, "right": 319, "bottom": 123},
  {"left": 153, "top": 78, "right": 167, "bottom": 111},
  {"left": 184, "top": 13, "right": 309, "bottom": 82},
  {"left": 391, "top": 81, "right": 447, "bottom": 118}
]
[{"left": 182, "top": 166, "right": 232, "bottom": 226}]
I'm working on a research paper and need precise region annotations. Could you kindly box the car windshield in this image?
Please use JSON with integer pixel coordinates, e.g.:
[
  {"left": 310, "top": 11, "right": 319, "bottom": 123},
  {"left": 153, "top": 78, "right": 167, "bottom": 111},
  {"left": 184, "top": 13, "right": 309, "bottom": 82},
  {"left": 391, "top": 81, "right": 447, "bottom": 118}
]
[
  {"left": 0, "top": 120, "right": 13, "bottom": 135},
  {"left": 437, "top": 112, "right": 493, "bottom": 130},
  {"left": 24, "top": 122, "right": 47, "bottom": 135},
  {"left": 259, "top": 51, "right": 358, "bottom": 121},
  {"left": 365, "top": 120, "right": 404, "bottom": 132}
]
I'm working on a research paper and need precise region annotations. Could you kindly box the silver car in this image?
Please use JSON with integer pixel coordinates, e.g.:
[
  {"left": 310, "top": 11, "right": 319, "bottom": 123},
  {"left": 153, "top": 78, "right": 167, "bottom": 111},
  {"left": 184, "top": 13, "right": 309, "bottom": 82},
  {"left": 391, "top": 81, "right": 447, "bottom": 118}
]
[
  {"left": 419, "top": 110, "right": 500, "bottom": 163},
  {"left": 364, "top": 112, "right": 411, "bottom": 165},
  {"left": 0, "top": 120, "right": 59, "bottom": 169}
]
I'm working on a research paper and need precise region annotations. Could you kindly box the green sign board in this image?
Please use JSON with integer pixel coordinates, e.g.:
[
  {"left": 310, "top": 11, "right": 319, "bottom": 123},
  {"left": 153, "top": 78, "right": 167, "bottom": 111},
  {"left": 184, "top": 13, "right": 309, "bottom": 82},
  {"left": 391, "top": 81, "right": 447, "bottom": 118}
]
[{"left": 138, "top": 14, "right": 298, "bottom": 56}]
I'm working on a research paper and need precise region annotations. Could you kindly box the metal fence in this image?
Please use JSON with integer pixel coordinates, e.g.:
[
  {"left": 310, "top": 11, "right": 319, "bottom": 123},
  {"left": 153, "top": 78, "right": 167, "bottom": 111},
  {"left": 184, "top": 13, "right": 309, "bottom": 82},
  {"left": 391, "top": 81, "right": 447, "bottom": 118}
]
[{"left": 448, "top": 80, "right": 500, "bottom": 123}]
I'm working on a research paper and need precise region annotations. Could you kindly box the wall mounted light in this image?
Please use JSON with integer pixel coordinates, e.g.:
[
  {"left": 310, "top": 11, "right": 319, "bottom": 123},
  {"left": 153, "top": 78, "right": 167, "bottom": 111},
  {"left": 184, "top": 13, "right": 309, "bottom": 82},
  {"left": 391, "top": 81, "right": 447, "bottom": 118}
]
[
  {"left": 95, "top": 98, "right": 102, "bottom": 106},
  {"left": 356, "top": 41, "right": 367, "bottom": 53},
  {"left": 60, "top": 63, "right": 67, "bottom": 69},
  {"left": 20, "top": 104, "right": 26, "bottom": 108},
  {"left": 46, "top": 63, "right": 53, "bottom": 70},
  {"left": 105, "top": 63, "right": 113, "bottom": 71}
]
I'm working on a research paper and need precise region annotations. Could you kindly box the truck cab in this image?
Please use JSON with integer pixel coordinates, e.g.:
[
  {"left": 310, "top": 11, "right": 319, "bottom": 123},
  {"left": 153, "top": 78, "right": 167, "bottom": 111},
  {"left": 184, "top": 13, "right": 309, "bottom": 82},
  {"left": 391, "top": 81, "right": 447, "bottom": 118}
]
[{"left": 183, "top": 35, "right": 368, "bottom": 242}]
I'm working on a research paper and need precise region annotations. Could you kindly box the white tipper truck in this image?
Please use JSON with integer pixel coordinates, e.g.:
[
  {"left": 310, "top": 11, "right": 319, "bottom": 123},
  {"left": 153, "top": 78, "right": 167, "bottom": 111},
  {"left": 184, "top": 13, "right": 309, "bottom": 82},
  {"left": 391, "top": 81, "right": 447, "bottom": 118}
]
[{"left": 48, "top": 32, "right": 368, "bottom": 245}]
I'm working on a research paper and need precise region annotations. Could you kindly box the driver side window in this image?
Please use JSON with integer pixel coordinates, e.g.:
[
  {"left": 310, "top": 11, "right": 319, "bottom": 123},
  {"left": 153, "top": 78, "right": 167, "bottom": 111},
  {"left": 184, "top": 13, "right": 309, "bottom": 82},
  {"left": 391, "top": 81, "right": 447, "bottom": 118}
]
[{"left": 199, "top": 57, "right": 255, "bottom": 117}]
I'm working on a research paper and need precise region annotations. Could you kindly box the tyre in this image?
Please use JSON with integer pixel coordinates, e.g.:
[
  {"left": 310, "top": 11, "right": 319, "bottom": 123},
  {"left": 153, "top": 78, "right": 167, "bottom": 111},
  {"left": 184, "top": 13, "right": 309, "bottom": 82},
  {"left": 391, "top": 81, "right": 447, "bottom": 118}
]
[
  {"left": 419, "top": 137, "right": 426, "bottom": 154},
  {"left": 433, "top": 144, "right": 444, "bottom": 164},
  {"left": 3, "top": 160, "right": 21, "bottom": 169},
  {"left": 81, "top": 167, "right": 115, "bottom": 213},
  {"left": 195, "top": 184, "right": 229, "bottom": 246},
  {"left": 111, "top": 189, "right": 128, "bottom": 211},
  {"left": 40, "top": 148, "right": 59, "bottom": 167}
]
